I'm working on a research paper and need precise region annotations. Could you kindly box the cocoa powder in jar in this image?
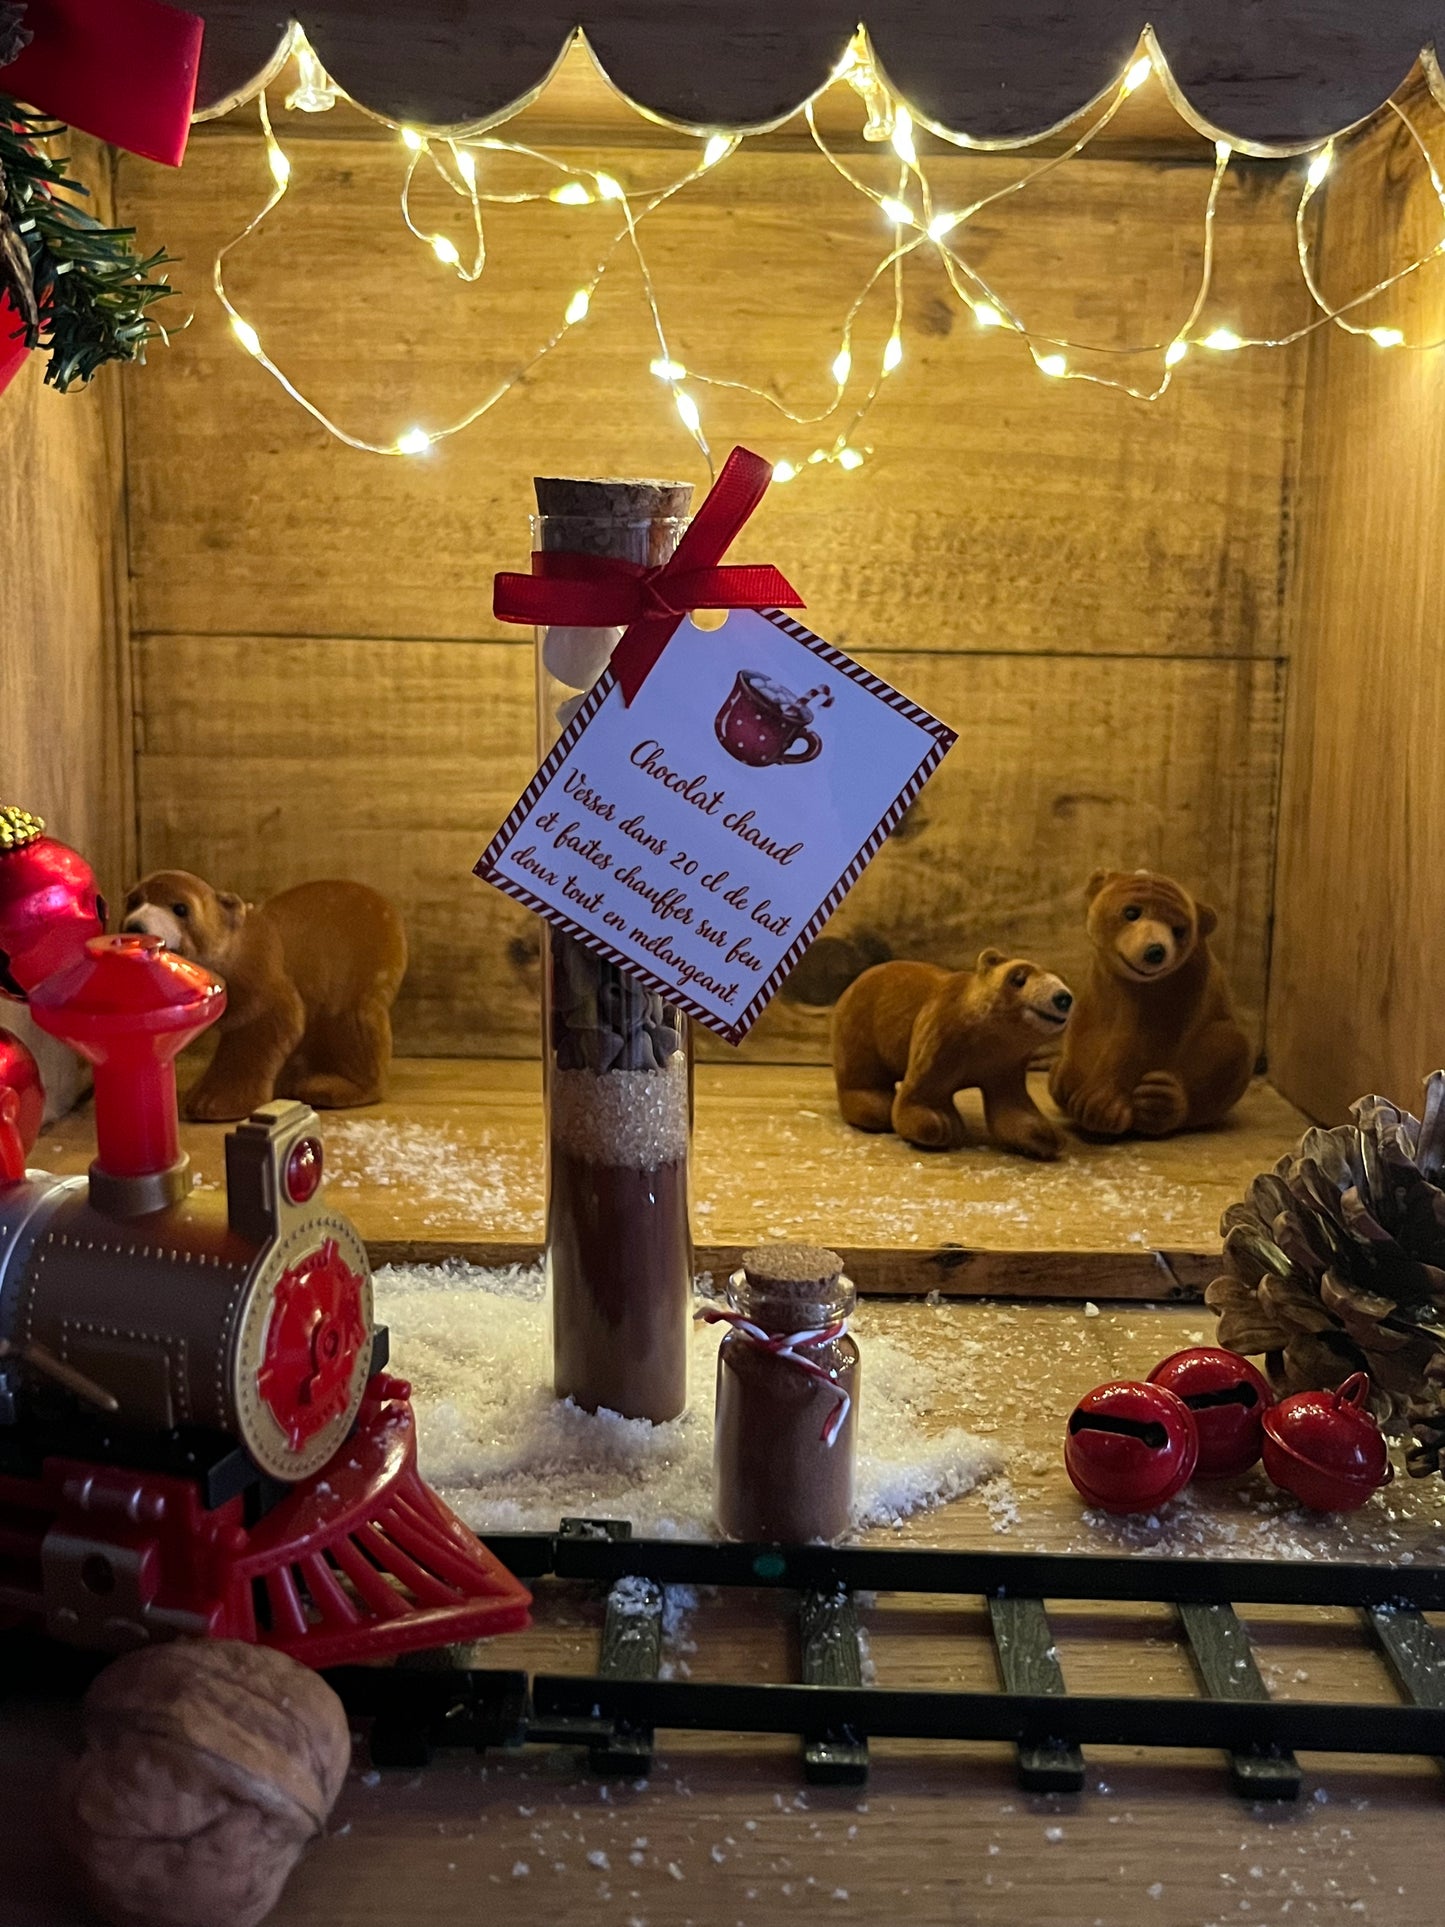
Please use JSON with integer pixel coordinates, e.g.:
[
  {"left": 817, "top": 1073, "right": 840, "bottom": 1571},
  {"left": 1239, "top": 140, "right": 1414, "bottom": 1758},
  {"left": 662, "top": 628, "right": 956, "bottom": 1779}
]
[{"left": 713, "top": 1243, "right": 859, "bottom": 1543}]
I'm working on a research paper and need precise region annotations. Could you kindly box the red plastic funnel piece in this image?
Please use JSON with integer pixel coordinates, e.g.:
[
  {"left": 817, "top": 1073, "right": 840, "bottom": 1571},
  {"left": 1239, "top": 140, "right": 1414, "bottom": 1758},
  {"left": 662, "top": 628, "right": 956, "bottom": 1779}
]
[{"left": 29, "top": 935, "right": 225, "bottom": 1185}]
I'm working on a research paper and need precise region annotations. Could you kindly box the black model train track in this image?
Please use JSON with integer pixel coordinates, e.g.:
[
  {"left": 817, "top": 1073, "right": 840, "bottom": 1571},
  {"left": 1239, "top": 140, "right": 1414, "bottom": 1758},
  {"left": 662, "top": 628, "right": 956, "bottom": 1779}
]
[{"left": 326, "top": 1519, "right": 1445, "bottom": 1800}]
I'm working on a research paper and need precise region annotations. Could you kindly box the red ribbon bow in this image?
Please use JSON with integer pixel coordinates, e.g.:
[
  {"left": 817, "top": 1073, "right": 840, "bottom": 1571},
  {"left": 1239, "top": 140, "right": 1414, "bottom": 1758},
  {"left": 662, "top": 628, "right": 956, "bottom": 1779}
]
[{"left": 493, "top": 444, "right": 804, "bottom": 705}]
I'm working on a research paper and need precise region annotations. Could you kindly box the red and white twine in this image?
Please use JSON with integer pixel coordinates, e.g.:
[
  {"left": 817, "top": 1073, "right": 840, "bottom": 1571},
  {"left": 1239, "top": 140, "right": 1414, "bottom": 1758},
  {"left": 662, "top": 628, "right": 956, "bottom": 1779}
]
[{"left": 695, "top": 1304, "right": 852, "bottom": 1445}]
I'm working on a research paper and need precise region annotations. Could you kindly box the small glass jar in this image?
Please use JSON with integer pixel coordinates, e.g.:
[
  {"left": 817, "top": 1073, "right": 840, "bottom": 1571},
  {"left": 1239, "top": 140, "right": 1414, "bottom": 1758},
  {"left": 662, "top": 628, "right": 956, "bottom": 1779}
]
[{"left": 713, "top": 1243, "right": 859, "bottom": 1543}]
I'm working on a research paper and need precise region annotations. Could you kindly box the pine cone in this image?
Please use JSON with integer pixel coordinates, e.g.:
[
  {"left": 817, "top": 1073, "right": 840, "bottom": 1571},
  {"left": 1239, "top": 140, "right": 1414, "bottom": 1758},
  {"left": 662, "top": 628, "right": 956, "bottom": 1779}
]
[
  {"left": 1206, "top": 1073, "right": 1445, "bottom": 1444},
  {"left": 0, "top": 4, "right": 31, "bottom": 68}
]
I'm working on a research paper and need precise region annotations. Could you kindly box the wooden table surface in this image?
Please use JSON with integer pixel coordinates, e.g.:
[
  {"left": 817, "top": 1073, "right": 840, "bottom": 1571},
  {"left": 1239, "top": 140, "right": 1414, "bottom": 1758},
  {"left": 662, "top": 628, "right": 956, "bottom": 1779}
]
[{"left": 5, "top": 1292, "right": 1445, "bottom": 1927}]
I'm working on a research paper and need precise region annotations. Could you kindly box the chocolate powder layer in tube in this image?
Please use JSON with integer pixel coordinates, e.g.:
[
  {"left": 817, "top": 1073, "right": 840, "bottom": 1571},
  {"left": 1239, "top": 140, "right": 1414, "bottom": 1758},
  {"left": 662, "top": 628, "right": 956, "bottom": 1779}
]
[
  {"left": 713, "top": 1244, "right": 860, "bottom": 1542},
  {"left": 534, "top": 475, "right": 695, "bottom": 1424}
]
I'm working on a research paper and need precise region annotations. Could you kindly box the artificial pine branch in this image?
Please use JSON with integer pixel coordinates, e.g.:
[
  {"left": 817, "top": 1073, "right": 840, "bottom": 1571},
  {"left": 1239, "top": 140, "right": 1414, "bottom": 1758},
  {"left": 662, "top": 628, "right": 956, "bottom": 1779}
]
[{"left": 0, "top": 94, "right": 175, "bottom": 390}]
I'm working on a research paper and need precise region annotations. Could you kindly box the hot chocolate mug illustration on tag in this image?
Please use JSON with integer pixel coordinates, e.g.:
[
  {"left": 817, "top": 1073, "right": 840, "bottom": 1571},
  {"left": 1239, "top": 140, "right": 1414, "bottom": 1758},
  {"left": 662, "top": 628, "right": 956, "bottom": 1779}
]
[{"left": 714, "top": 671, "right": 834, "bottom": 768}]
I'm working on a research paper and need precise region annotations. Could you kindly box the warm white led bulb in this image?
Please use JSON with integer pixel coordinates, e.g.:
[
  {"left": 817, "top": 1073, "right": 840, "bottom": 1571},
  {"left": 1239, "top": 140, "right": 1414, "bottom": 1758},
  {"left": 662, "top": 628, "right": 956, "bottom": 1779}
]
[
  {"left": 1306, "top": 147, "right": 1333, "bottom": 190},
  {"left": 401, "top": 128, "right": 424, "bottom": 152},
  {"left": 1202, "top": 328, "right": 1243, "bottom": 351},
  {"left": 565, "top": 289, "right": 591, "bottom": 325},
  {"left": 397, "top": 428, "right": 431, "bottom": 455},
  {"left": 771, "top": 460, "right": 798, "bottom": 483},
  {"left": 432, "top": 235, "right": 460, "bottom": 266},
  {"left": 879, "top": 196, "right": 912, "bottom": 226},
  {"left": 883, "top": 332, "right": 903, "bottom": 372},
  {"left": 456, "top": 149, "right": 477, "bottom": 186},
  {"left": 268, "top": 145, "right": 291, "bottom": 187},
  {"left": 891, "top": 106, "right": 917, "bottom": 165},
  {"left": 675, "top": 390, "right": 702, "bottom": 434},
  {"left": 649, "top": 357, "right": 688, "bottom": 380},
  {"left": 1215, "top": 139, "right": 1232, "bottom": 163},
  {"left": 595, "top": 173, "right": 625, "bottom": 201},
  {"left": 702, "top": 134, "right": 732, "bottom": 168},
  {"left": 973, "top": 302, "right": 1004, "bottom": 329},
  {"left": 1165, "top": 338, "right": 1189, "bottom": 367},
  {"left": 837, "top": 447, "right": 865, "bottom": 470},
  {"left": 832, "top": 347, "right": 852, "bottom": 384},
  {"left": 1369, "top": 326, "right": 1405, "bottom": 347},
  {"left": 1037, "top": 353, "right": 1068, "bottom": 378},
  {"left": 550, "top": 181, "right": 593, "bottom": 205},
  {"left": 1123, "top": 55, "right": 1152, "bottom": 94},
  {"left": 927, "top": 211, "right": 960, "bottom": 241},
  {"left": 231, "top": 316, "right": 262, "bottom": 357},
  {"left": 807, "top": 449, "right": 827, "bottom": 464}
]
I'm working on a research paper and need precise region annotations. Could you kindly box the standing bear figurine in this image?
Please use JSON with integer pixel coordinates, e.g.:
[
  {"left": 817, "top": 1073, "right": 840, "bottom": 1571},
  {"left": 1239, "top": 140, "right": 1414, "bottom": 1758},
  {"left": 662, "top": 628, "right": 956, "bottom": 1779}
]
[
  {"left": 831, "top": 951, "right": 1074, "bottom": 1159},
  {"left": 1049, "top": 869, "right": 1251, "bottom": 1138},
  {"left": 120, "top": 871, "right": 407, "bottom": 1122}
]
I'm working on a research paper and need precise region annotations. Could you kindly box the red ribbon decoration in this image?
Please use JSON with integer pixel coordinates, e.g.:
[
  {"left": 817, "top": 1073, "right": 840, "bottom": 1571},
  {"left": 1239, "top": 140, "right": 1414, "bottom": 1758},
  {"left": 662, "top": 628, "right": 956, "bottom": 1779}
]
[
  {"left": 1, "top": 0, "right": 203, "bottom": 168},
  {"left": 493, "top": 444, "right": 804, "bottom": 705}
]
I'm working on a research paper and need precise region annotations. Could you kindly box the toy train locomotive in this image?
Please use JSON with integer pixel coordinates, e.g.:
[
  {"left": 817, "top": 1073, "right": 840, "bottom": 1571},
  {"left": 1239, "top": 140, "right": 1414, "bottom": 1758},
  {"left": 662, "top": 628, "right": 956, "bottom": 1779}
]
[{"left": 0, "top": 808, "right": 529, "bottom": 1665}]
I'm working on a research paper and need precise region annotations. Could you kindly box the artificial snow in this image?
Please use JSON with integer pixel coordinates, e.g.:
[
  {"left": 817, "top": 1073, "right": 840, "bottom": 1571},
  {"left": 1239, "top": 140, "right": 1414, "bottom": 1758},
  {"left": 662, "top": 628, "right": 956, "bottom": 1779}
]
[{"left": 373, "top": 1259, "right": 1002, "bottom": 1537}]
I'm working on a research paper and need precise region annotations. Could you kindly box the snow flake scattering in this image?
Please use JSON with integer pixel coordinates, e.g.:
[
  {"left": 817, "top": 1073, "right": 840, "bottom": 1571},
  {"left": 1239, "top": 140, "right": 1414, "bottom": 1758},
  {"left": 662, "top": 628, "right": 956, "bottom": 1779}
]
[{"left": 372, "top": 1259, "right": 1002, "bottom": 1537}]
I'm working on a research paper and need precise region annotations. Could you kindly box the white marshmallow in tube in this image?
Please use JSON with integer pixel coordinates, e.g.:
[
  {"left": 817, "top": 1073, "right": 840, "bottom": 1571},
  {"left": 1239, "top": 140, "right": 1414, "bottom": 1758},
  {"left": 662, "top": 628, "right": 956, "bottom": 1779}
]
[{"left": 542, "top": 624, "right": 624, "bottom": 691}]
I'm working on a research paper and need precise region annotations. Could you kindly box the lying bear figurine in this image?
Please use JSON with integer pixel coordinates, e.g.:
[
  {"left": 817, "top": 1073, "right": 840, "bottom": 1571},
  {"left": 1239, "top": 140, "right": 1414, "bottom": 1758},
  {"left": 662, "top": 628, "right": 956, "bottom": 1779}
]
[
  {"left": 121, "top": 871, "right": 407, "bottom": 1121},
  {"left": 1048, "top": 868, "right": 1251, "bottom": 1138},
  {"left": 831, "top": 950, "right": 1074, "bottom": 1160}
]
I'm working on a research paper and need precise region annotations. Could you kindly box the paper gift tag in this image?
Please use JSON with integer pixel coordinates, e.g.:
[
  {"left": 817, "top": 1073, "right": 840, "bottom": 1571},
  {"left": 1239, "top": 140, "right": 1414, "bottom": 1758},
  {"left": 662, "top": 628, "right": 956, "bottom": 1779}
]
[{"left": 476, "top": 608, "right": 955, "bottom": 1044}]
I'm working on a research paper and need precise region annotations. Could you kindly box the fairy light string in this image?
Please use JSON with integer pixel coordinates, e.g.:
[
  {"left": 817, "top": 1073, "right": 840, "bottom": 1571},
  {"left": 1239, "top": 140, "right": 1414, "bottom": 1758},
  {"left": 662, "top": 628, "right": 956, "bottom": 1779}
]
[{"left": 212, "top": 27, "right": 1445, "bottom": 469}]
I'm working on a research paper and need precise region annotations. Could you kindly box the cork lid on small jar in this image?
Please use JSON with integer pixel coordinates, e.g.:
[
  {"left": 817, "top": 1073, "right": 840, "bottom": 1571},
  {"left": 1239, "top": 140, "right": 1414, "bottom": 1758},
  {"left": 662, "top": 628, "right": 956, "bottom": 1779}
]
[{"left": 732, "top": 1243, "right": 853, "bottom": 1330}]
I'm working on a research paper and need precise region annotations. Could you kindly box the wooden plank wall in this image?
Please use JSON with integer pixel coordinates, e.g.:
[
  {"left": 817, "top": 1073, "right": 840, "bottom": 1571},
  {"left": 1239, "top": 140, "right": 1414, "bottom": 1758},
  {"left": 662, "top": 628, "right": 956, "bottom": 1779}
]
[
  {"left": 0, "top": 141, "right": 130, "bottom": 1112},
  {"left": 1269, "top": 91, "right": 1445, "bottom": 1122},
  {"left": 117, "top": 93, "right": 1304, "bottom": 1062}
]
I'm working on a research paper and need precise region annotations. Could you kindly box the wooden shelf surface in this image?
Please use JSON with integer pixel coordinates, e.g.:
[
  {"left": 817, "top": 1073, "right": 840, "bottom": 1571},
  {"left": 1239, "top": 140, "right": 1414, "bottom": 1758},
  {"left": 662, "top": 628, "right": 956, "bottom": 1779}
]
[{"left": 39, "top": 1061, "right": 1310, "bottom": 1298}]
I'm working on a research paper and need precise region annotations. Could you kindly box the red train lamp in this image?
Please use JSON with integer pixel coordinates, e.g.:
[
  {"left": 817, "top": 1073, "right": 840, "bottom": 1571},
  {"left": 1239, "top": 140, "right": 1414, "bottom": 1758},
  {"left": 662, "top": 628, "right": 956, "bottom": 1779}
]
[{"left": 0, "top": 930, "right": 530, "bottom": 1663}]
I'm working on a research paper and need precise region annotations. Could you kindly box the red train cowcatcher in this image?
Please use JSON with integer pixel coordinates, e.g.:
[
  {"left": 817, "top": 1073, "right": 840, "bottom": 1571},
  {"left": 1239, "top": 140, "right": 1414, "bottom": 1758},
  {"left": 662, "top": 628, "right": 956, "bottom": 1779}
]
[{"left": 0, "top": 812, "right": 529, "bottom": 1666}]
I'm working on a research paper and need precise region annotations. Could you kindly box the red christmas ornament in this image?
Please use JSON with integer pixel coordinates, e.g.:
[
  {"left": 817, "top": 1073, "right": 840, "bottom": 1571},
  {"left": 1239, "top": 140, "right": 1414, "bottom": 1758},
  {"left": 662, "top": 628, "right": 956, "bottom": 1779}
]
[
  {"left": 1260, "top": 1372, "right": 1393, "bottom": 1512},
  {"left": 1064, "top": 1380, "right": 1199, "bottom": 1514},
  {"left": 0, "top": 1026, "right": 45, "bottom": 1181},
  {"left": 0, "top": 808, "right": 105, "bottom": 1000},
  {"left": 1148, "top": 1346, "right": 1274, "bottom": 1479}
]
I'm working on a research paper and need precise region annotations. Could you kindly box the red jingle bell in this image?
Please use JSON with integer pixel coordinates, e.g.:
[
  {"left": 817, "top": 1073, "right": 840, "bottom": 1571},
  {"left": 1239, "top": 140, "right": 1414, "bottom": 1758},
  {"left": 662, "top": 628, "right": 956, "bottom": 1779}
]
[
  {"left": 1148, "top": 1346, "right": 1274, "bottom": 1479},
  {"left": 0, "top": 807, "right": 105, "bottom": 1000},
  {"left": 1064, "top": 1380, "right": 1199, "bottom": 1514},
  {"left": 1260, "top": 1372, "right": 1393, "bottom": 1512},
  {"left": 0, "top": 1026, "right": 44, "bottom": 1182}
]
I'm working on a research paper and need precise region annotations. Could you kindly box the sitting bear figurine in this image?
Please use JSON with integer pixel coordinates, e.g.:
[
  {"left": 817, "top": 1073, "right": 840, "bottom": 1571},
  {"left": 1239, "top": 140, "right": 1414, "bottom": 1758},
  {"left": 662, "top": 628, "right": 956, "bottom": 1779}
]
[
  {"left": 831, "top": 951, "right": 1074, "bottom": 1160},
  {"left": 1048, "top": 868, "right": 1251, "bottom": 1138},
  {"left": 120, "top": 871, "right": 407, "bottom": 1122}
]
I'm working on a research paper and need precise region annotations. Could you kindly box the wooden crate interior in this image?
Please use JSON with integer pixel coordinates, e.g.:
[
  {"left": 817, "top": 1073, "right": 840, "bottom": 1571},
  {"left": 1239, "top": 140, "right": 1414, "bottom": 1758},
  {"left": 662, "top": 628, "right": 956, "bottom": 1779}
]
[{"left": 7, "top": 53, "right": 1445, "bottom": 1268}]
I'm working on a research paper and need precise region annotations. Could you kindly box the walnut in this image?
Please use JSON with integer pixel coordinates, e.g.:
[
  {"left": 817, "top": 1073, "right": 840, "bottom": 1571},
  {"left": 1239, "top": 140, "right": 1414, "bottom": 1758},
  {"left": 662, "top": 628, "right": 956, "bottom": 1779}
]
[{"left": 65, "top": 1640, "right": 351, "bottom": 1927}]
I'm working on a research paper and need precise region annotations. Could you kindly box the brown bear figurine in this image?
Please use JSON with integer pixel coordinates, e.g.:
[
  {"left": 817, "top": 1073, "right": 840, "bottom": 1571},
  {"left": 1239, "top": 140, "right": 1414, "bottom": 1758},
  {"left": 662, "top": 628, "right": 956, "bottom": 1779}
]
[
  {"left": 831, "top": 951, "right": 1074, "bottom": 1160},
  {"left": 1048, "top": 869, "right": 1252, "bottom": 1138},
  {"left": 120, "top": 872, "right": 407, "bottom": 1122}
]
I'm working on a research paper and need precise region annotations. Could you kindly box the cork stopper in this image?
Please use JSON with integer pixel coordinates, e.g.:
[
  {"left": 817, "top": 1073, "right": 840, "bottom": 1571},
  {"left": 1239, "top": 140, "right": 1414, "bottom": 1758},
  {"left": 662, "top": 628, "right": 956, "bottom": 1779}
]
[
  {"left": 533, "top": 477, "right": 693, "bottom": 520},
  {"left": 0, "top": 806, "right": 45, "bottom": 854},
  {"left": 733, "top": 1243, "right": 852, "bottom": 1330},
  {"left": 532, "top": 477, "right": 694, "bottom": 568}
]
